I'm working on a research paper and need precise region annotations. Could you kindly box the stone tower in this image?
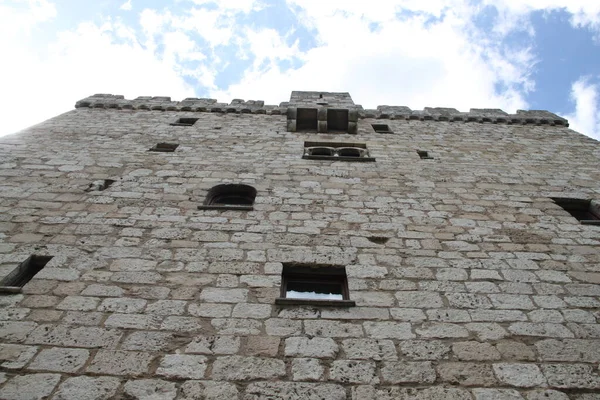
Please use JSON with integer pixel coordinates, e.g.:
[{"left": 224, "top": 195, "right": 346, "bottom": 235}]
[{"left": 0, "top": 91, "right": 599, "bottom": 399}]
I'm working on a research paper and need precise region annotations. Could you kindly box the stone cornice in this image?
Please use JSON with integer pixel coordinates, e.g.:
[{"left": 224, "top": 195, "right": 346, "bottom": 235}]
[{"left": 75, "top": 94, "right": 569, "bottom": 127}]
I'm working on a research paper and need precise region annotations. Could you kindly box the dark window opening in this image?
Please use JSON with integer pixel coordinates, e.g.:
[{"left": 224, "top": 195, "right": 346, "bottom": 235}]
[
  {"left": 303, "top": 141, "right": 374, "bottom": 162},
  {"left": 308, "top": 147, "right": 335, "bottom": 156},
  {"left": 276, "top": 264, "right": 355, "bottom": 307},
  {"left": 551, "top": 198, "right": 600, "bottom": 225},
  {"left": 327, "top": 109, "right": 349, "bottom": 132},
  {"left": 372, "top": 124, "right": 393, "bottom": 134},
  {"left": 417, "top": 150, "right": 434, "bottom": 159},
  {"left": 149, "top": 143, "right": 179, "bottom": 152},
  {"left": 171, "top": 117, "right": 199, "bottom": 126},
  {"left": 85, "top": 179, "right": 115, "bottom": 192},
  {"left": 199, "top": 184, "right": 257, "bottom": 211},
  {"left": 337, "top": 147, "right": 363, "bottom": 157},
  {"left": 297, "top": 108, "right": 318, "bottom": 131},
  {"left": 0, "top": 255, "right": 53, "bottom": 293},
  {"left": 367, "top": 236, "right": 390, "bottom": 244}
]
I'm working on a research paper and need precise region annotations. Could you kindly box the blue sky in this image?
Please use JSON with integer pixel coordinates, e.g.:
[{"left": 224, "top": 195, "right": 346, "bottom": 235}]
[{"left": 1, "top": 0, "right": 600, "bottom": 139}]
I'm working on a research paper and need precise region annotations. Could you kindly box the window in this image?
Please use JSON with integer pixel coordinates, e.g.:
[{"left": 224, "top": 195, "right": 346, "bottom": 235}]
[
  {"left": 149, "top": 143, "right": 179, "bottom": 152},
  {"left": 198, "top": 184, "right": 257, "bottom": 211},
  {"left": 551, "top": 198, "right": 600, "bottom": 225},
  {"left": 275, "top": 264, "right": 355, "bottom": 307},
  {"left": 417, "top": 150, "right": 434, "bottom": 159},
  {"left": 171, "top": 117, "right": 198, "bottom": 126},
  {"left": 0, "top": 255, "right": 53, "bottom": 293},
  {"left": 327, "top": 109, "right": 349, "bottom": 132},
  {"left": 372, "top": 124, "right": 393, "bottom": 134},
  {"left": 85, "top": 179, "right": 115, "bottom": 192},
  {"left": 303, "top": 141, "right": 375, "bottom": 162},
  {"left": 297, "top": 108, "right": 318, "bottom": 132}
]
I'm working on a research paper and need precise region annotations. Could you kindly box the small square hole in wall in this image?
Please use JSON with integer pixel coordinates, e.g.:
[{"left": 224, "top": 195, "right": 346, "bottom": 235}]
[
  {"left": 149, "top": 143, "right": 179, "bottom": 152},
  {"left": 171, "top": 117, "right": 199, "bottom": 126},
  {"left": 372, "top": 124, "right": 393, "bottom": 134},
  {"left": 0, "top": 255, "right": 53, "bottom": 293},
  {"left": 297, "top": 108, "right": 318, "bottom": 131},
  {"left": 551, "top": 198, "right": 600, "bottom": 225},
  {"left": 275, "top": 264, "right": 355, "bottom": 307},
  {"left": 327, "top": 109, "right": 349, "bottom": 132},
  {"left": 417, "top": 150, "right": 434, "bottom": 159},
  {"left": 85, "top": 179, "right": 115, "bottom": 192}
]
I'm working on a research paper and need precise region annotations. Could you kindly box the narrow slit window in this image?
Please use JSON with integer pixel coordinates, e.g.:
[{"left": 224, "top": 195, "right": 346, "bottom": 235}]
[
  {"left": 551, "top": 198, "right": 600, "bottom": 225},
  {"left": 149, "top": 143, "right": 179, "bottom": 152},
  {"left": 171, "top": 117, "right": 199, "bottom": 126},
  {"left": 0, "top": 255, "right": 53, "bottom": 293},
  {"left": 276, "top": 264, "right": 355, "bottom": 307},
  {"left": 372, "top": 124, "right": 393, "bottom": 134}
]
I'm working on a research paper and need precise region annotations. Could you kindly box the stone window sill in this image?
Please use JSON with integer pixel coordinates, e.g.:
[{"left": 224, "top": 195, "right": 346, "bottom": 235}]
[
  {"left": 275, "top": 298, "right": 356, "bottom": 307},
  {"left": 197, "top": 205, "right": 254, "bottom": 211},
  {"left": 302, "top": 156, "right": 375, "bottom": 162}
]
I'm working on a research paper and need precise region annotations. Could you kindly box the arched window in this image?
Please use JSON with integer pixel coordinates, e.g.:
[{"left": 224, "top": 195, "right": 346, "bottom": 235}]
[{"left": 199, "top": 184, "right": 257, "bottom": 210}]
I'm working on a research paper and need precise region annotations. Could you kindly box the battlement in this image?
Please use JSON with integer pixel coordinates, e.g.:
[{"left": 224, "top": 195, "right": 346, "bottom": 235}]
[{"left": 75, "top": 93, "right": 569, "bottom": 127}]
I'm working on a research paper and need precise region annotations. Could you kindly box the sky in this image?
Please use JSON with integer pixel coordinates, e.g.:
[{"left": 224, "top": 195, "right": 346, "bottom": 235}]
[{"left": 1, "top": 0, "right": 600, "bottom": 140}]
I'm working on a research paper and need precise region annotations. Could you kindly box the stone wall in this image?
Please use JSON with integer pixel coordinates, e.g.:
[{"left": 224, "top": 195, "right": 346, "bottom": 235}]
[{"left": 0, "top": 92, "right": 599, "bottom": 399}]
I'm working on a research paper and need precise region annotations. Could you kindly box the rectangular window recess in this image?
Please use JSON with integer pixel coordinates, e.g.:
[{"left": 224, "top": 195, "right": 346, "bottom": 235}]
[
  {"left": 85, "top": 179, "right": 115, "bottom": 192},
  {"left": 297, "top": 108, "right": 318, "bottom": 132},
  {"left": 171, "top": 117, "right": 199, "bottom": 126},
  {"left": 417, "top": 150, "right": 434, "bottom": 159},
  {"left": 303, "top": 141, "right": 375, "bottom": 162},
  {"left": 149, "top": 143, "right": 179, "bottom": 152},
  {"left": 327, "top": 109, "right": 349, "bottom": 132},
  {"left": 372, "top": 124, "right": 393, "bottom": 133},
  {"left": 0, "top": 255, "right": 53, "bottom": 293},
  {"left": 551, "top": 198, "right": 600, "bottom": 225},
  {"left": 276, "top": 264, "right": 355, "bottom": 307}
]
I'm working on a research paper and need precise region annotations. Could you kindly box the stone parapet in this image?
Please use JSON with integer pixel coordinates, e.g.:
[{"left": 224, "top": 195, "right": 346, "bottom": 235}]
[{"left": 75, "top": 94, "right": 569, "bottom": 127}]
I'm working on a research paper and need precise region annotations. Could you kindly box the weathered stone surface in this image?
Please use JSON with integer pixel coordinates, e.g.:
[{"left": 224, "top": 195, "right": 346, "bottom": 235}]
[
  {"left": 352, "top": 386, "right": 472, "bottom": 400},
  {"left": 156, "top": 354, "right": 208, "bottom": 379},
  {"left": 185, "top": 335, "right": 240, "bottom": 355},
  {"left": 87, "top": 350, "right": 154, "bottom": 376},
  {"left": 180, "top": 380, "right": 239, "bottom": 400},
  {"left": 438, "top": 362, "right": 497, "bottom": 386},
  {"left": 0, "top": 344, "right": 38, "bottom": 369},
  {"left": 285, "top": 337, "right": 338, "bottom": 358},
  {"left": 381, "top": 361, "right": 436, "bottom": 384},
  {"left": 123, "top": 379, "right": 178, "bottom": 400},
  {"left": 0, "top": 373, "right": 61, "bottom": 400},
  {"left": 330, "top": 360, "right": 378, "bottom": 383},
  {"left": 53, "top": 376, "right": 121, "bottom": 400},
  {"left": 28, "top": 347, "right": 89, "bottom": 373},
  {"left": 245, "top": 382, "right": 346, "bottom": 400},
  {"left": 343, "top": 339, "right": 397, "bottom": 360},
  {"left": 211, "top": 356, "right": 286, "bottom": 380},
  {"left": 292, "top": 358, "right": 324, "bottom": 381},
  {"left": 493, "top": 363, "right": 547, "bottom": 387}
]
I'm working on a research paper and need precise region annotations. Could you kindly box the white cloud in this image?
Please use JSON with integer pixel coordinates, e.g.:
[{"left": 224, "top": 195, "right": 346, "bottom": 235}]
[
  {"left": 120, "top": 0, "right": 132, "bottom": 11},
  {"left": 564, "top": 77, "right": 600, "bottom": 140},
  {"left": 212, "top": 0, "right": 531, "bottom": 113},
  {"left": 0, "top": 18, "right": 194, "bottom": 136}
]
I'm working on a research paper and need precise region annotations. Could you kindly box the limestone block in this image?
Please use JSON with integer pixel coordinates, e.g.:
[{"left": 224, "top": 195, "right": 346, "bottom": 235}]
[
  {"left": 211, "top": 356, "right": 286, "bottom": 380},
  {"left": 156, "top": 354, "right": 208, "bottom": 379},
  {"left": 123, "top": 379, "right": 177, "bottom": 400},
  {"left": 53, "top": 376, "right": 121, "bottom": 400},
  {"left": 0, "top": 373, "right": 61, "bottom": 400},
  {"left": 284, "top": 337, "right": 339, "bottom": 358},
  {"left": 28, "top": 347, "right": 89, "bottom": 373}
]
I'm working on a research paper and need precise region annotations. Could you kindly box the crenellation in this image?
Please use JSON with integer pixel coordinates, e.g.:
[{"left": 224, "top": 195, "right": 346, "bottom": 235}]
[{"left": 74, "top": 92, "right": 570, "bottom": 126}]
